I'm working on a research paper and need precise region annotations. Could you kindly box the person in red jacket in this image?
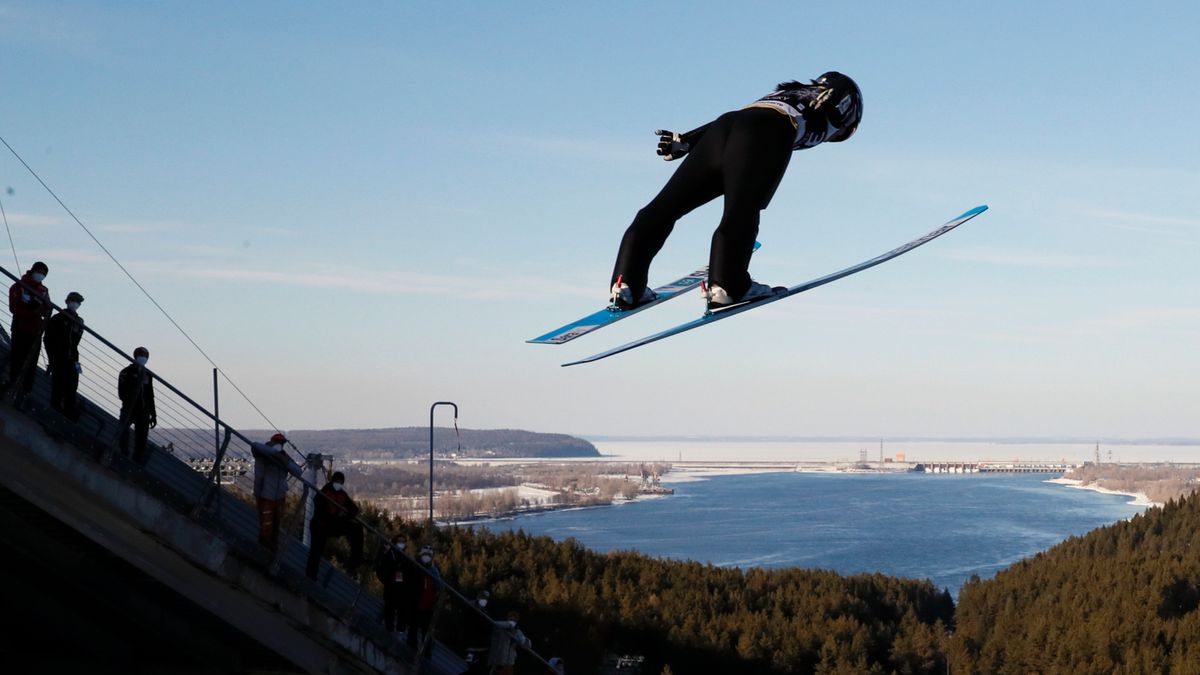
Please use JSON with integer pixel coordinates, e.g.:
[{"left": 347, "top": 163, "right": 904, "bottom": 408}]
[
  {"left": 305, "top": 470, "right": 364, "bottom": 580},
  {"left": 408, "top": 544, "right": 442, "bottom": 658},
  {"left": 6, "top": 261, "right": 51, "bottom": 397}
]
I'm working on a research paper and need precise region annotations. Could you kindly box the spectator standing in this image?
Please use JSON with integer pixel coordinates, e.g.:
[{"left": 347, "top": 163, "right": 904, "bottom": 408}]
[
  {"left": 375, "top": 535, "right": 420, "bottom": 635},
  {"left": 305, "top": 470, "right": 364, "bottom": 579},
  {"left": 6, "top": 261, "right": 50, "bottom": 398},
  {"left": 488, "top": 610, "right": 531, "bottom": 675},
  {"left": 461, "top": 590, "right": 492, "bottom": 673},
  {"left": 250, "top": 432, "right": 301, "bottom": 551},
  {"left": 408, "top": 544, "right": 442, "bottom": 658},
  {"left": 43, "top": 291, "right": 85, "bottom": 418},
  {"left": 117, "top": 346, "right": 156, "bottom": 464}
]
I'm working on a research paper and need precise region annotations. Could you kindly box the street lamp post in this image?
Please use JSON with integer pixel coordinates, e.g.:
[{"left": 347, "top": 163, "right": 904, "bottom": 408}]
[{"left": 429, "top": 401, "right": 458, "bottom": 525}]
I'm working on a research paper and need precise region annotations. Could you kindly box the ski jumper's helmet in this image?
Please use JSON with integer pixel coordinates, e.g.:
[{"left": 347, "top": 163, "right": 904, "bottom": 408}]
[{"left": 813, "top": 72, "right": 862, "bottom": 142}]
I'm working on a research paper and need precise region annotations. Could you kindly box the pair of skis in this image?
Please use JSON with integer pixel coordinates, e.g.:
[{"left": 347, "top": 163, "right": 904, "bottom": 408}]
[
  {"left": 529, "top": 205, "right": 988, "bottom": 366},
  {"left": 527, "top": 241, "right": 760, "bottom": 346}
]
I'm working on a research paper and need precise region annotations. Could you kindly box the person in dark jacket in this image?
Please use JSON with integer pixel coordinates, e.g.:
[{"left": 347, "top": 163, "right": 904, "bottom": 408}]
[
  {"left": 461, "top": 589, "right": 493, "bottom": 674},
  {"left": 251, "top": 432, "right": 302, "bottom": 551},
  {"left": 408, "top": 544, "right": 442, "bottom": 658},
  {"left": 6, "top": 261, "right": 51, "bottom": 397},
  {"left": 375, "top": 535, "right": 420, "bottom": 635},
  {"left": 117, "top": 346, "right": 156, "bottom": 464},
  {"left": 43, "top": 291, "right": 85, "bottom": 418},
  {"left": 305, "top": 470, "right": 364, "bottom": 579}
]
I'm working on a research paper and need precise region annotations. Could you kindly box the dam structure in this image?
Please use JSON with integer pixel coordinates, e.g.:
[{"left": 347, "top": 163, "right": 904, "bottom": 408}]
[
  {"left": 0, "top": 264, "right": 546, "bottom": 673},
  {"left": 664, "top": 460, "right": 1079, "bottom": 475}
]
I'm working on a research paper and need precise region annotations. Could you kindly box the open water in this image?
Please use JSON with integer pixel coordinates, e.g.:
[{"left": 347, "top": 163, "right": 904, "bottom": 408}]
[{"left": 481, "top": 472, "right": 1146, "bottom": 595}]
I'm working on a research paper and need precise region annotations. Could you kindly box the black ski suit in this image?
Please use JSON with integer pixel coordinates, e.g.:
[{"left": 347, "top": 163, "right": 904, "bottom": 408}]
[{"left": 612, "top": 86, "right": 837, "bottom": 299}]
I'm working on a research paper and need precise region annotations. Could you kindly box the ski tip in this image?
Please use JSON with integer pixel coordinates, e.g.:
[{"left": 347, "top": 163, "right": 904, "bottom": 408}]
[{"left": 527, "top": 332, "right": 562, "bottom": 344}]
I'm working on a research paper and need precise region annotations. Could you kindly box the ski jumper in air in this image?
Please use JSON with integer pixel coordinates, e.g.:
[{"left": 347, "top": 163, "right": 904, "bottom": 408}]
[{"left": 610, "top": 72, "right": 863, "bottom": 312}]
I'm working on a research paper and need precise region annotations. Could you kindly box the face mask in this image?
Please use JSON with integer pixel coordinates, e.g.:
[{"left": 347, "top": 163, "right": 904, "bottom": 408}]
[
  {"left": 420, "top": 555, "right": 432, "bottom": 564},
  {"left": 135, "top": 356, "right": 148, "bottom": 366},
  {"left": 394, "top": 544, "right": 405, "bottom": 553},
  {"left": 67, "top": 302, "right": 81, "bottom": 312},
  {"left": 31, "top": 272, "right": 45, "bottom": 283},
  {"left": 478, "top": 599, "right": 488, "bottom": 608},
  {"left": 332, "top": 482, "right": 344, "bottom": 492}
]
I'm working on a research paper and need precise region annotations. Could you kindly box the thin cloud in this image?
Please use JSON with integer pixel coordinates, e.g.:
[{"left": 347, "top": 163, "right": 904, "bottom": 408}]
[
  {"left": 1065, "top": 306, "right": 1200, "bottom": 336},
  {"left": 938, "top": 246, "right": 1121, "bottom": 269},
  {"left": 2, "top": 212, "right": 66, "bottom": 227},
  {"left": 763, "top": 299, "right": 1050, "bottom": 344},
  {"left": 167, "top": 243, "right": 256, "bottom": 257},
  {"left": 250, "top": 226, "right": 296, "bottom": 236},
  {"left": 133, "top": 261, "right": 596, "bottom": 301},
  {"left": 0, "top": 4, "right": 96, "bottom": 54},
  {"left": 767, "top": 299, "right": 949, "bottom": 322},
  {"left": 19, "top": 248, "right": 109, "bottom": 264},
  {"left": 498, "top": 132, "right": 645, "bottom": 163},
  {"left": 1084, "top": 208, "right": 1200, "bottom": 230},
  {"left": 416, "top": 203, "right": 494, "bottom": 218},
  {"left": 95, "top": 222, "right": 173, "bottom": 234},
  {"left": 1082, "top": 208, "right": 1200, "bottom": 243}
]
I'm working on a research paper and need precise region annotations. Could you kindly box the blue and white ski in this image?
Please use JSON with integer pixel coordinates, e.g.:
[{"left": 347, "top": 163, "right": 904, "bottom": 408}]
[
  {"left": 562, "top": 205, "right": 988, "bottom": 366},
  {"left": 527, "top": 242, "right": 760, "bottom": 345}
]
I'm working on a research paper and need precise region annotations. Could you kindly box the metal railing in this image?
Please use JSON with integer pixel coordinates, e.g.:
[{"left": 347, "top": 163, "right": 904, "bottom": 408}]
[{"left": 0, "top": 264, "right": 556, "bottom": 674}]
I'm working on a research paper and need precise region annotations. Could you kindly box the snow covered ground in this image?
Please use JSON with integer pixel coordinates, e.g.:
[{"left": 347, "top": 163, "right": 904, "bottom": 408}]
[{"left": 1046, "top": 477, "right": 1160, "bottom": 508}]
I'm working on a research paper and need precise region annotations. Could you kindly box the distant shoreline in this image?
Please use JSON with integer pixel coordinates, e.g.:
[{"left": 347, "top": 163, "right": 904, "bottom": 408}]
[
  {"left": 590, "top": 440, "right": 1200, "bottom": 467},
  {"left": 1045, "top": 477, "right": 1161, "bottom": 508},
  {"left": 442, "top": 491, "right": 674, "bottom": 526},
  {"left": 586, "top": 436, "right": 1200, "bottom": 446},
  {"left": 666, "top": 468, "right": 1164, "bottom": 510},
  {"left": 431, "top": 466, "right": 1159, "bottom": 525}
]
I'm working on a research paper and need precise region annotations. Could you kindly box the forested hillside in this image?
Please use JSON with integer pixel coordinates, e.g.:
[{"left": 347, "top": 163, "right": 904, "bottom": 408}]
[
  {"left": 248, "top": 427, "right": 600, "bottom": 458},
  {"left": 322, "top": 491, "right": 1200, "bottom": 673},
  {"left": 348, "top": 510, "right": 954, "bottom": 674},
  {"left": 950, "top": 492, "right": 1200, "bottom": 673}
]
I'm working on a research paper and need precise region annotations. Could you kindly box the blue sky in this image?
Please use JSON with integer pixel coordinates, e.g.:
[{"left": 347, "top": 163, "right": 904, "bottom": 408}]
[{"left": 1, "top": 2, "right": 1197, "bottom": 439}]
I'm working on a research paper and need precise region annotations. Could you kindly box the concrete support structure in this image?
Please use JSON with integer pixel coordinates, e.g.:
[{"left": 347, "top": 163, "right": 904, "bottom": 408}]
[{"left": 0, "top": 404, "right": 454, "bottom": 674}]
